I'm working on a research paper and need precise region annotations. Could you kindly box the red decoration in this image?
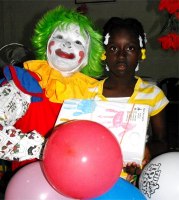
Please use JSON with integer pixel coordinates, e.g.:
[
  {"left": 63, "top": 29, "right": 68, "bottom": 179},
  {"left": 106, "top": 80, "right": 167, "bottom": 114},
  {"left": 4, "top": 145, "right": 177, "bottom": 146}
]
[
  {"left": 159, "top": 0, "right": 179, "bottom": 15},
  {"left": 158, "top": 0, "right": 179, "bottom": 50},
  {"left": 158, "top": 33, "right": 179, "bottom": 51}
]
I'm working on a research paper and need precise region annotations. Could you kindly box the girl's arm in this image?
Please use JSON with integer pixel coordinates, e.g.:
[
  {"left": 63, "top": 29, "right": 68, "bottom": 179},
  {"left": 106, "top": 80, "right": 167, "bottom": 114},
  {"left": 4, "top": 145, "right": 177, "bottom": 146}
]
[{"left": 148, "top": 108, "right": 168, "bottom": 158}]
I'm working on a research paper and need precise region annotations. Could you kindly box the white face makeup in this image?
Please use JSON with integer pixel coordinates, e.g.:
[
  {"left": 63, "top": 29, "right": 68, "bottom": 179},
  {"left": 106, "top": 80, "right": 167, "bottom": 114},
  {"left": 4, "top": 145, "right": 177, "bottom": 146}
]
[{"left": 47, "top": 24, "right": 90, "bottom": 77}]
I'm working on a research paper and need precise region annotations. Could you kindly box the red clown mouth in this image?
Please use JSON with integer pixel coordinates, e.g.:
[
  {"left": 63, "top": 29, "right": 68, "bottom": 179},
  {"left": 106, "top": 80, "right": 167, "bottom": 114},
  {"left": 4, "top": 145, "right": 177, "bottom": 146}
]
[{"left": 55, "top": 49, "right": 75, "bottom": 59}]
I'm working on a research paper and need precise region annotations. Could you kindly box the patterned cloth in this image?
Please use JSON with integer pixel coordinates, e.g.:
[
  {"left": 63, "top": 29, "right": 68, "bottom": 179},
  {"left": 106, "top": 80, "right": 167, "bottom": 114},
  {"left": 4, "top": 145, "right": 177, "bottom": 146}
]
[
  {"left": 0, "top": 80, "right": 30, "bottom": 126},
  {"left": 0, "top": 67, "right": 45, "bottom": 161},
  {"left": 0, "top": 127, "right": 44, "bottom": 161}
]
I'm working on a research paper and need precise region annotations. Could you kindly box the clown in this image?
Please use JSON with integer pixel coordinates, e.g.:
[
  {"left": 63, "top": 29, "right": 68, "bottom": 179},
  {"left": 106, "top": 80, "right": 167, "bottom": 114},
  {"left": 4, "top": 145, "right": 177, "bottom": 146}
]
[{"left": 0, "top": 6, "right": 104, "bottom": 170}]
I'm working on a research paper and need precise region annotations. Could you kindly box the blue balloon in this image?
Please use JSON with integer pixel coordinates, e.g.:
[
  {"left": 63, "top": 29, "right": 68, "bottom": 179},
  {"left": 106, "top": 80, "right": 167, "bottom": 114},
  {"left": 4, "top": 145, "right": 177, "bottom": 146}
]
[{"left": 89, "top": 178, "right": 146, "bottom": 200}]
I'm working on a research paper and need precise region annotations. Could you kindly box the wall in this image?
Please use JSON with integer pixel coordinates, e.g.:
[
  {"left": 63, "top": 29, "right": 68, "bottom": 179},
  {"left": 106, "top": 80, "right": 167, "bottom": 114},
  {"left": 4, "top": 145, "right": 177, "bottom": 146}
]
[{"left": 0, "top": 0, "right": 178, "bottom": 80}]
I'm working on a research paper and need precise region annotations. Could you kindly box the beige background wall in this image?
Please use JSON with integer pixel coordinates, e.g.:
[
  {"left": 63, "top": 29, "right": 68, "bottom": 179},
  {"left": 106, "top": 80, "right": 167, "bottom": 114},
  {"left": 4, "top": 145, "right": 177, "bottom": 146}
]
[{"left": 0, "top": 0, "right": 178, "bottom": 80}]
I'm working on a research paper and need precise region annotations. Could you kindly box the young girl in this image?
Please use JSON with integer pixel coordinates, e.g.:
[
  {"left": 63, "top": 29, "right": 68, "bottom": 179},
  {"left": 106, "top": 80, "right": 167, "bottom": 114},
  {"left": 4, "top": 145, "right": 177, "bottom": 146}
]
[{"left": 98, "top": 17, "right": 169, "bottom": 181}]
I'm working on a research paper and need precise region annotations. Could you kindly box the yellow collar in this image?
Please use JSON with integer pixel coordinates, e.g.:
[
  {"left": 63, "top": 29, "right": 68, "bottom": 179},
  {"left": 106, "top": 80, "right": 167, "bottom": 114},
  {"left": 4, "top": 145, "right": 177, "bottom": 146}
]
[{"left": 24, "top": 60, "right": 99, "bottom": 103}]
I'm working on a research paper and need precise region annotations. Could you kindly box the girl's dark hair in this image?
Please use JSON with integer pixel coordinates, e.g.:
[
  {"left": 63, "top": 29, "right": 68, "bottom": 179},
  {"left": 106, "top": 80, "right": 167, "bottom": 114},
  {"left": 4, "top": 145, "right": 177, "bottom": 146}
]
[{"left": 103, "top": 17, "right": 146, "bottom": 48}]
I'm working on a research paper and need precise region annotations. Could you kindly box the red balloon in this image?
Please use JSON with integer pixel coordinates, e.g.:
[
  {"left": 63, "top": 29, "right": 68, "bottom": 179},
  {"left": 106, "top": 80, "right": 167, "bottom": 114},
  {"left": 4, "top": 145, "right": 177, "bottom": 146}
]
[{"left": 42, "top": 120, "right": 123, "bottom": 199}]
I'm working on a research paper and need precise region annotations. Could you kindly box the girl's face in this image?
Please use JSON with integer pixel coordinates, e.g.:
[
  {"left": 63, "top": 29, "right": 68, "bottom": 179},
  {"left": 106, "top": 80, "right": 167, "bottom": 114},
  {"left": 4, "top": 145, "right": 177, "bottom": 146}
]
[
  {"left": 47, "top": 24, "right": 90, "bottom": 77},
  {"left": 105, "top": 29, "right": 141, "bottom": 77}
]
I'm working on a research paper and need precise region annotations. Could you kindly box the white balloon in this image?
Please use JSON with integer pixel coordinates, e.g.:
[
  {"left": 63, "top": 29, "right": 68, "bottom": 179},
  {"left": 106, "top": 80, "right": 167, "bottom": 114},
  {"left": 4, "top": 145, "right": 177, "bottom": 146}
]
[{"left": 139, "top": 152, "right": 179, "bottom": 200}]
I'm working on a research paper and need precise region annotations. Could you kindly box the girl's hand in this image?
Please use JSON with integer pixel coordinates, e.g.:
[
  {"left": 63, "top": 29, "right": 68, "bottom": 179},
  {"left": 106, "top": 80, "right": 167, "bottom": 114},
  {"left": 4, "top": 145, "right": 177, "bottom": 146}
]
[
  {"left": 123, "top": 145, "right": 151, "bottom": 183},
  {"left": 123, "top": 162, "right": 142, "bottom": 185},
  {"left": 124, "top": 162, "right": 142, "bottom": 176},
  {"left": 124, "top": 145, "right": 151, "bottom": 175}
]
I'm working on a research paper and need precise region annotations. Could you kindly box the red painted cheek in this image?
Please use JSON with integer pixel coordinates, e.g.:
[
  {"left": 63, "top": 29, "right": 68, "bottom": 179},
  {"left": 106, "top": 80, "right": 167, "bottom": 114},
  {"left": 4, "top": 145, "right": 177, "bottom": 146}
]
[
  {"left": 78, "top": 51, "right": 85, "bottom": 64},
  {"left": 48, "top": 41, "right": 55, "bottom": 54}
]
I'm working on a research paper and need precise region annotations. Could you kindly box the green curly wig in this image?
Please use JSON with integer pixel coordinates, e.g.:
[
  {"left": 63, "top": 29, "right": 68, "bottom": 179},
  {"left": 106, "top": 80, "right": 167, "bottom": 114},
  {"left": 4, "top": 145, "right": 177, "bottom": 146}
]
[{"left": 32, "top": 6, "right": 104, "bottom": 78}]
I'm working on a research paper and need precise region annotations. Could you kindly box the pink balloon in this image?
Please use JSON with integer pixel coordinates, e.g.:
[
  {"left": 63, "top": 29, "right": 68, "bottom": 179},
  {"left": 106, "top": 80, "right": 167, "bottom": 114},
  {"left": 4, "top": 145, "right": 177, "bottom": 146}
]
[
  {"left": 42, "top": 120, "right": 123, "bottom": 199},
  {"left": 5, "top": 161, "right": 77, "bottom": 200}
]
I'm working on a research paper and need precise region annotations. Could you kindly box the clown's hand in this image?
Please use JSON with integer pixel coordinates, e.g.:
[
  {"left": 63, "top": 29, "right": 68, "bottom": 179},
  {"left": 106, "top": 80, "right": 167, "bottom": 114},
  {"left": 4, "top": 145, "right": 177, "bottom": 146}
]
[{"left": 0, "top": 126, "right": 45, "bottom": 161}]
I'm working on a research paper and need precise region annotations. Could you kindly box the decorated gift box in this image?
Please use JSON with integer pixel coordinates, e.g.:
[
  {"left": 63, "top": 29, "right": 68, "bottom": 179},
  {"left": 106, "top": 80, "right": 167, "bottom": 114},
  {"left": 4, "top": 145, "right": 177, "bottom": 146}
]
[{"left": 55, "top": 99, "right": 149, "bottom": 165}]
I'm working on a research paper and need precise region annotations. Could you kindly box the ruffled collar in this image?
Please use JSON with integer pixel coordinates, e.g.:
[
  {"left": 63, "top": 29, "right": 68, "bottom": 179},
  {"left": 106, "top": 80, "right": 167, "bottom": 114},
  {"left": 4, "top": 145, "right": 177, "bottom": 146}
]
[{"left": 24, "top": 60, "right": 99, "bottom": 103}]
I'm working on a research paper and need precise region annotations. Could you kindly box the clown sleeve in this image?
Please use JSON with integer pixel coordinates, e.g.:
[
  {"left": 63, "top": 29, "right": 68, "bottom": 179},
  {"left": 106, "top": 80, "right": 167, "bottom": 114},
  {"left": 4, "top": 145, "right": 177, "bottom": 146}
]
[
  {"left": 0, "top": 126, "right": 45, "bottom": 161},
  {"left": 0, "top": 65, "right": 43, "bottom": 126},
  {"left": 0, "top": 65, "right": 44, "bottom": 161}
]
